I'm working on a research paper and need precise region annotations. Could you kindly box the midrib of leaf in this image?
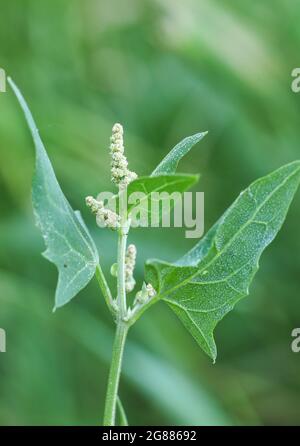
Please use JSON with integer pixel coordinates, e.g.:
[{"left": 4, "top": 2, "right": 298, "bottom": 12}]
[
  {"left": 49, "top": 229, "right": 94, "bottom": 264},
  {"left": 140, "top": 176, "right": 194, "bottom": 194},
  {"left": 165, "top": 300, "right": 213, "bottom": 354},
  {"left": 156, "top": 165, "right": 300, "bottom": 300},
  {"left": 151, "top": 132, "right": 207, "bottom": 176},
  {"left": 36, "top": 163, "right": 96, "bottom": 260},
  {"left": 164, "top": 295, "right": 239, "bottom": 314},
  {"left": 129, "top": 175, "right": 197, "bottom": 214}
]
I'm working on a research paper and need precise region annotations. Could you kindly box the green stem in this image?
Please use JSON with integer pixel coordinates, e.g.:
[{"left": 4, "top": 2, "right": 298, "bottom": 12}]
[
  {"left": 103, "top": 188, "right": 130, "bottom": 426},
  {"left": 103, "top": 322, "right": 129, "bottom": 426},
  {"left": 95, "top": 264, "right": 116, "bottom": 315},
  {"left": 117, "top": 228, "right": 128, "bottom": 318}
]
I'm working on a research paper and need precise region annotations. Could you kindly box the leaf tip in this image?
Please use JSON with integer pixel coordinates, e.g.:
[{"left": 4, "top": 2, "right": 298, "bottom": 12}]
[
  {"left": 209, "top": 345, "right": 217, "bottom": 363},
  {"left": 194, "top": 130, "right": 208, "bottom": 142}
]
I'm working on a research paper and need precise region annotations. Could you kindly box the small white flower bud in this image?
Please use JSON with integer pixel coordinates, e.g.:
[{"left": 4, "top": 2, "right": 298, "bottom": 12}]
[
  {"left": 85, "top": 196, "right": 104, "bottom": 214},
  {"left": 96, "top": 208, "right": 121, "bottom": 230},
  {"left": 111, "top": 152, "right": 126, "bottom": 164},
  {"left": 127, "top": 244, "right": 136, "bottom": 255},
  {"left": 112, "top": 123, "right": 123, "bottom": 135},
  {"left": 134, "top": 291, "right": 143, "bottom": 304},
  {"left": 146, "top": 283, "right": 156, "bottom": 298},
  {"left": 125, "top": 244, "right": 137, "bottom": 292},
  {"left": 125, "top": 277, "right": 136, "bottom": 293},
  {"left": 134, "top": 282, "right": 156, "bottom": 305},
  {"left": 86, "top": 195, "right": 120, "bottom": 230},
  {"left": 111, "top": 167, "right": 124, "bottom": 179}
]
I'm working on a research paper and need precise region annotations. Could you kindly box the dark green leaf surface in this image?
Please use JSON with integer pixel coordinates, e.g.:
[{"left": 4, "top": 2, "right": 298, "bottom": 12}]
[
  {"left": 146, "top": 161, "right": 300, "bottom": 361},
  {"left": 110, "top": 174, "right": 199, "bottom": 217},
  {"left": 151, "top": 132, "right": 207, "bottom": 176},
  {"left": 126, "top": 174, "right": 199, "bottom": 213},
  {"left": 9, "top": 77, "right": 99, "bottom": 309}
]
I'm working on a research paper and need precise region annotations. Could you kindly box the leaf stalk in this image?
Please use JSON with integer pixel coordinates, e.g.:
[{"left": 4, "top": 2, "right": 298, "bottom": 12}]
[{"left": 95, "top": 264, "right": 117, "bottom": 315}]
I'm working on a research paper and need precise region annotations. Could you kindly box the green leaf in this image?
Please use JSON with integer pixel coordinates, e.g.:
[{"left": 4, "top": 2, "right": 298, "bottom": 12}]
[
  {"left": 8, "top": 77, "right": 99, "bottom": 310},
  {"left": 110, "top": 174, "right": 199, "bottom": 217},
  {"left": 127, "top": 174, "right": 199, "bottom": 213},
  {"left": 116, "top": 396, "right": 129, "bottom": 426},
  {"left": 146, "top": 161, "right": 300, "bottom": 361},
  {"left": 151, "top": 132, "right": 207, "bottom": 176}
]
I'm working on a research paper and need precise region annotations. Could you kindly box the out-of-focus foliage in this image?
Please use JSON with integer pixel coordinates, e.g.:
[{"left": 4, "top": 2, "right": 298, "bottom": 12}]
[{"left": 0, "top": 0, "right": 300, "bottom": 426}]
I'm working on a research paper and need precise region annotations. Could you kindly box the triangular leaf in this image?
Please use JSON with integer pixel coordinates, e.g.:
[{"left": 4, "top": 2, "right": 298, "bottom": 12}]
[
  {"left": 8, "top": 77, "right": 99, "bottom": 309},
  {"left": 146, "top": 161, "right": 300, "bottom": 361}
]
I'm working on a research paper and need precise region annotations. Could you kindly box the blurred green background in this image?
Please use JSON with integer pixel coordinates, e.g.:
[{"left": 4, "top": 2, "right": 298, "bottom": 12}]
[{"left": 0, "top": 0, "right": 300, "bottom": 426}]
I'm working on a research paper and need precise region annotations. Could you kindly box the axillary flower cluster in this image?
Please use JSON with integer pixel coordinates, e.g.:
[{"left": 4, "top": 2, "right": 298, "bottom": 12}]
[
  {"left": 85, "top": 196, "right": 120, "bottom": 230},
  {"left": 85, "top": 123, "right": 156, "bottom": 317}
]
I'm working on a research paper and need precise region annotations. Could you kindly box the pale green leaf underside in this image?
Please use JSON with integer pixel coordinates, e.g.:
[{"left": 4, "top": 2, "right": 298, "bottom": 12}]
[
  {"left": 151, "top": 132, "right": 207, "bottom": 176},
  {"left": 146, "top": 161, "right": 300, "bottom": 361},
  {"left": 8, "top": 77, "right": 99, "bottom": 309}
]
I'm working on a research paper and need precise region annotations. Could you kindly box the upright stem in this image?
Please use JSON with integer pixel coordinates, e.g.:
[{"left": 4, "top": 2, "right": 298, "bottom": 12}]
[
  {"left": 103, "top": 187, "right": 129, "bottom": 426},
  {"left": 103, "top": 322, "right": 128, "bottom": 426},
  {"left": 117, "top": 228, "right": 128, "bottom": 317}
]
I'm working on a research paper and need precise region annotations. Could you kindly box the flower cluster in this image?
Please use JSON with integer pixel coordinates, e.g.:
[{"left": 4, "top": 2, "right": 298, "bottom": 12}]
[
  {"left": 85, "top": 196, "right": 120, "bottom": 230},
  {"left": 110, "top": 123, "right": 137, "bottom": 188},
  {"left": 134, "top": 282, "right": 156, "bottom": 305},
  {"left": 125, "top": 244, "right": 137, "bottom": 292}
]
